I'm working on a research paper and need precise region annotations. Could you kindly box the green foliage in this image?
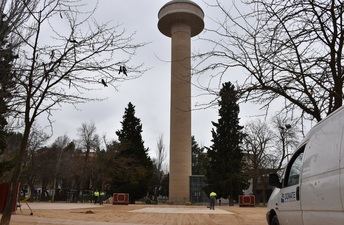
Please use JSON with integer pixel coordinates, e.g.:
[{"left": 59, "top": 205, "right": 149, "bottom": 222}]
[
  {"left": 116, "top": 103, "right": 147, "bottom": 158},
  {"left": 206, "top": 82, "right": 248, "bottom": 199},
  {"left": 0, "top": 133, "right": 21, "bottom": 181},
  {"left": 191, "top": 136, "right": 207, "bottom": 175},
  {"left": 0, "top": 14, "right": 16, "bottom": 177},
  {"left": 112, "top": 102, "right": 153, "bottom": 202},
  {"left": 160, "top": 173, "right": 169, "bottom": 198},
  {"left": 149, "top": 160, "right": 163, "bottom": 200}
]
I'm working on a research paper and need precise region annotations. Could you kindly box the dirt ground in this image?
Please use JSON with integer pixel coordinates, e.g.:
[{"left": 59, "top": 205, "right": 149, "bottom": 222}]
[{"left": 6, "top": 203, "right": 267, "bottom": 225}]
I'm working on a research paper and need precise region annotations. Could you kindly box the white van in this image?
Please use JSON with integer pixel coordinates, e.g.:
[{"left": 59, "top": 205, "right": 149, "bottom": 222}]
[{"left": 267, "top": 106, "right": 344, "bottom": 225}]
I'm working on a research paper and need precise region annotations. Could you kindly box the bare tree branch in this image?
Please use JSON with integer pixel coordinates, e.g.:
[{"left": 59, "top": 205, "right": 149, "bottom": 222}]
[
  {"left": 194, "top": 0, "right": 344, "bottom": 123},
  {"left": 1, "top": 1, "right": 145, "bottom": 224}
]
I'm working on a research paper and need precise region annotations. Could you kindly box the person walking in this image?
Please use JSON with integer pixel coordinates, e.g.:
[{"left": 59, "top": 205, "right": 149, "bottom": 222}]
[
  {"left": 94, "top": 190, "right": 99, "bottom": 204},
  {"left": 99, "top": 191, "right": 105, "bottom": 205},
  {"left": 209, "top": 191, "right": 217, "bottom": 210}
]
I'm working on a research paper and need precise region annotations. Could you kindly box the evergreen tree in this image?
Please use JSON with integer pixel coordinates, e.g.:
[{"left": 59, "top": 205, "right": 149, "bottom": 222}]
[
  {"left": 192, "top": 136, "right": 207, "bottom": 175},
  {"left": 206, "top": 82, "right": 248, "bottom": 199},
  {"left": 113, "top": 102, "right": 153, "bottom": 202},
  {"left": 116, "top": 103, "right": 148, "bottom": 159},
  {"left": 160, "top": 173, "right": 169, "bottom": 198},
  {"left": 0, "top": 14, "right": 16, "bottom": 177}
]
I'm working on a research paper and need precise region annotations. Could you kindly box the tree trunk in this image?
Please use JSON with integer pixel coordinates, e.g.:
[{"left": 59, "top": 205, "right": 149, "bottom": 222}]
[
  {"left": 252, "top": 176, "right": 257, "bottom": 196},
  {"left": 28, "top": 179, "right": 35, "bottom": 201},
  {"left": 52, "top": 147, "right": 63, "bottom": 202},
  {"left": 262, "top": 177, "right": 267, "bottom": 206},
  {"left": 51, "top": 178, "right": 57, "bottom": 202},
  {"left": 333, "top": 79, "right": 343, "bottom": 112},
  {"left": 80, "top": 146, "right": 90, "bottom": 191}
]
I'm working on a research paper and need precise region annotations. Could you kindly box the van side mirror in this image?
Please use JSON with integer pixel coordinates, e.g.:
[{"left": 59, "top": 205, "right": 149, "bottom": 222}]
[{"left": 269, "top": 173, "right": 282, "bottom": 188}]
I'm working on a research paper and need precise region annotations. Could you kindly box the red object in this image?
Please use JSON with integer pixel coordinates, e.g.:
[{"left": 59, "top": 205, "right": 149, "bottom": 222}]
[
  {"left": 239, "top": 195, "right": 255, "bottom": 207},
  {"left": 0, "top": 183, "right": 20, "bottom": 213},
  {"left": 112, "top": 193, "right": 129, "bottom": 205}
]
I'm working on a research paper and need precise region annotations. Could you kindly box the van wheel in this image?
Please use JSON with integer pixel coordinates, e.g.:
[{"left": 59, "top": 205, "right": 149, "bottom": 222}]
[{"left": 271, "top": 215, "right": 280, "bottom": 225}]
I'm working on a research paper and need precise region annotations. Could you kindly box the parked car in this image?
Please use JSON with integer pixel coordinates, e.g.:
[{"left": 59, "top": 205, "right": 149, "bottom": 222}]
[{"left": 266, "top": 105, "right": 344, "bottom": 225}]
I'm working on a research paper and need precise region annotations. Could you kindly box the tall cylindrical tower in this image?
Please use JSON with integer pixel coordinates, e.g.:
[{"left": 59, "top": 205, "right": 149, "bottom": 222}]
[{"left": 158, "top": 0, "right": 204, "bottom": 203}]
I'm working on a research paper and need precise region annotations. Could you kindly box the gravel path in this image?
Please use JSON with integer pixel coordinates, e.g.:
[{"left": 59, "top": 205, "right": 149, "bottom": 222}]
[{"left": 5, "top": 204, "right": 267, "bottom": 225}]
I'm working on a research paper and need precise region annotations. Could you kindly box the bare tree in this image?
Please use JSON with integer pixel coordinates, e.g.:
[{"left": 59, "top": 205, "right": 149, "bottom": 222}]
[
  {"left": 77, "top": 121, "right": 99, "bottom": 190},
  {"left": 243, "top": 120, "right": 275, "bottom": 203},
  {"left": 51, "top": 135, "right": 69, "bottom": 202},
  {"left": 272, "top": 115, "right": 299, "bottom": 171},
  {"left": 155, "top": 134, "right": 166, "bottom": 175},
  {"left": 78, "top": 122, "right": 99, "bottom": 162},
  {"left": 27, "top": 124, "right": 50, "bottom": 152},
  {"left": 152, "top": 134, "right": 166, "bottom": 201},
  {"left": 194, "top": 0, "right": 344, "bottom": 123},
  {"left": 1, "top": 0, "right": 144, "bottom": 223},
  {"left": 0, "top": 0, "right": 38, "bottom": 48},
  {"left": 25, "top": 124, "right": 49, "bottom": 198}
]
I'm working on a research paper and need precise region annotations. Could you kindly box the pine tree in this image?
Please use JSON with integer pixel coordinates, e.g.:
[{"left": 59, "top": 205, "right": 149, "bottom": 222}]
[
  {"left": 113, "top": 102, "right": 153, "bottom": 202},
  {"left": 206, "top": 82, "right": 248, "bottom": 199},
  {"left": 0, "top": 14, "right": 16, "bottom": 177},
  {"left": 116, "top": 103, "right": 147, "bottom": 159},
  {"left": 191, "top": 136, "right": 207, "bottom": 175}
]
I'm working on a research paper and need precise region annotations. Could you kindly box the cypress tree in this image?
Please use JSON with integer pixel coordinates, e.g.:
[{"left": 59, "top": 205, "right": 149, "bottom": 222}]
[
  {"left": 113, "top": 102, "right": 153, "bottom": 202},
  {"left": 206, "top": 82, "right": 248, "bottom": 199}
]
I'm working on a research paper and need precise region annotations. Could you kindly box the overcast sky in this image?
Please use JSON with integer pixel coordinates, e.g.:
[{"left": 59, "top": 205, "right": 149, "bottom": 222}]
[{"left": 36, "top": 0, "right": 270, "bottom": 164}]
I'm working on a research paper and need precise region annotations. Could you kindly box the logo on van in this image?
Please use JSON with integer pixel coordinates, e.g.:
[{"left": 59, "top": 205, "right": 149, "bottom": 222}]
[{"left": 281, "top": 192, "right": 296, "bottom": 203}]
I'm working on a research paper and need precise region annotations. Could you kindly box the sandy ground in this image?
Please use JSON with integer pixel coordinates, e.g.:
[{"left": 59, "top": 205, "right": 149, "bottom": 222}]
[{"left": 4, "top": 203, "right": 267, "bottom": 225}]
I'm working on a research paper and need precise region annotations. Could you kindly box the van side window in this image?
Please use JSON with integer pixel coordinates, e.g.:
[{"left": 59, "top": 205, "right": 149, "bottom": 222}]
[{"left": 284, "top": 147, "right": 305, "bottom": 187}]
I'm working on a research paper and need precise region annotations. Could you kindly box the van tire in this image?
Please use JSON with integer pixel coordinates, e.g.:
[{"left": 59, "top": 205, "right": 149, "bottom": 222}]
[{"left": 271, "top": 215, "right": 280, "bottom": 225}]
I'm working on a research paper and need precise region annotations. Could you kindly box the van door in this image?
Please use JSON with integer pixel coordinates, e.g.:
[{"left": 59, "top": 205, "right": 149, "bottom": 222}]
[
  {"left": 341, "top": 127, "right": 344, "bottom": 211},
  {"left": 277, "top": 147, "right": 304, "bottom": 225},
  {"left": 301, "top": 116, "right": 343, "bottom": 225}
]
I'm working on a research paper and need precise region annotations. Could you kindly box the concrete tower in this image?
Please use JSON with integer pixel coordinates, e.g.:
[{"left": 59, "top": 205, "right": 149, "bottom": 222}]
[{"left": 158, "top": 0, "right": 204, "bottom": 203}]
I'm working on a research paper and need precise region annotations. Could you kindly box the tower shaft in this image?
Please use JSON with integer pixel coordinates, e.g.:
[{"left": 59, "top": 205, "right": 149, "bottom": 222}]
[
  {"left": 158, "top": 0, "right": 204, "bottom": 204},
  {"left": 169, "top": 24, "right": 192, "bottom": 203}
]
